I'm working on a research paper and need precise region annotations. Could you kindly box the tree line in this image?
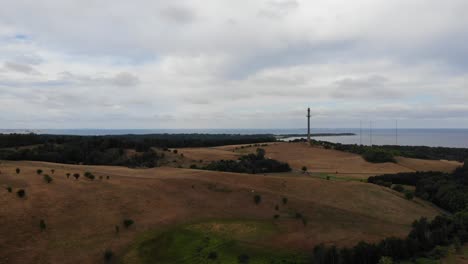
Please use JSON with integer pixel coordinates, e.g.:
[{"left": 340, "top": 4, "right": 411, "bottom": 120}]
[
  {"left": 202, "top": 148, "right": 291, "bottom": 174},
  {"left": 314, "top": 163, "right": 468, "bottom": 263},
  {"left": 307, "top": 139, "right": 468, "bottom": 162}
]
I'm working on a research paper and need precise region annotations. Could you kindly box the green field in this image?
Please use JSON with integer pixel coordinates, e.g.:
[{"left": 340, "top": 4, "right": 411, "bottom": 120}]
[{"left": 123, "top": 219, "right": 309, "bottom": 264}]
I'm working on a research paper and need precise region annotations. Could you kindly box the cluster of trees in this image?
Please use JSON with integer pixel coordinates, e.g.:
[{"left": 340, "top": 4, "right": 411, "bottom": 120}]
[
  {"left": 0, "top": 144, "right": 162, "bottom": 168},
  {"left": 324, "top": 164, "right": 468, "bottom": 263},
  {"left": 0, "top": 133, "right": 276, "bottom": 167},
  {"left": 312, "top": 140, "right": 468, "bottom": 162},
  {"left": 312, "top": 212, "right": 466, "bottom": 263},
  {"left": 0, "top": 133, "right": 276, "bottom": 150},
  {"left": 369, "top": 164, "right": 468, "bottom": 213},
  {"left": 202, "top": 148, "right": 291, "bottom": 174}
]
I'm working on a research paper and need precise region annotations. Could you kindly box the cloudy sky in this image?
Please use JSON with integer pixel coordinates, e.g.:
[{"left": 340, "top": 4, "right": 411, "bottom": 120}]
[{"left": 1, "top": 0, "right": 468, "bottom": 129}]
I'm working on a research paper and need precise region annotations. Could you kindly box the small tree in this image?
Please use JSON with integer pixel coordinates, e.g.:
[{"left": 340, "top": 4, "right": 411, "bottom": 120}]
[
  {"left": 73, "top": 173, "right": 80, "bottom": 180},
  {"left": 16, "top": 168, "right": 20, "bottom": 174},
  {"left": 282, "top": 197, "right": 288, "bottom": 205},
  {"left": 39, "top": 219, "right": 46, "bottom": 231},
  {"left": 104, "top": 250, "right": 114, "bottom": 262},
  {"left": 106, "top": 176, "right": 110, "bottom": 180},
  {"left": 392, "top": 185, "right": 405, "bottom": 192},
  {"left": 123, "top": 219, "right": 134, "bottom": 228},
  {"left": 66, "top": 173, "right": 70, "bottom": 179},
  {"left": 301, "top": 166, "right": 307, "bottom": 173},
  {"left": 43, "top": 174, "right": 53, "bottom": 183},
  {"left": 404, "top": 190, "right": 414, "bottom": 200},
  {"left": 6, "top": 186, "right": 12, "bottom": 193},
  {"left": 51, "top": 169, "right": 55, "bottom": 174},
  {"left": 84, "top": 172, "right": 95, "bottom": 180},
  {"left": 173, "top": 149, "right": 178, "bottom": 154},
  {"left": 37, "top": 169, "right": 43, "bottom": 175},
  {"left": 17, "top": 189, "right": 26, "bottom": 198},
  {"left": 254, "top": 194, "right": 261, "bottom": 205},
  {"left": 238, "top": 254, "right": 250, "bottom": 264}
]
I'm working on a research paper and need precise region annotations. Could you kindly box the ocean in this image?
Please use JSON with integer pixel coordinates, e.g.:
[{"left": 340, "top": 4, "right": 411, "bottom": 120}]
[{"left": 1, "top": 128, "right": 467, "bottom": 148}]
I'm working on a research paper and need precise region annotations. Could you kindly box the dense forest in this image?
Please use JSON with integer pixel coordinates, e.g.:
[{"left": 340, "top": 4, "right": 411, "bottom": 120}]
[
  {"left": 0, "top": 133, "right": 276, "bottom": 167},
  {"left": 307, "top": 139, "right": 468, "bottom": 163},
  {"left": 311, "top": 164, "right": 468, "bottom": 263},
  {"left": 202, "top": 148, "right": 291, "bottom": 174}
]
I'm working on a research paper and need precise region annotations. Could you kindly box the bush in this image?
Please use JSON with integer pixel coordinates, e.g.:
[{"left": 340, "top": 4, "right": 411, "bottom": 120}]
[
  {"left": 84, "top": 172, "right": 95, "bottom": 180},
  {"left": 392, "top": 184, "right": 405, "bottom": 192},
  {"left": 208, "top": 251, "right": 218, "bottom": 260},
  {"left": 6, "top": 186, "right": 12, "bottom": 192},
  {"left": 104, "top": 250, "right": 114, "bottom": 262},
  {"left": 238, "top": 254, "right": 250, "bottom": 263},
  {"left": 37, "top": 169, "right": 43, "bottom": 175},
  {"left": 123, "top": 219, "right": 134, "bottom": 228},
  {"left": 15, "top": 168, "right": 20, "bottom": 174},
  {"left": 51, "top": 169, "right": 55, "bottom": 174},
  {"left": 66, "top": 173, "right": 70, "bottom": 178},
  {"left": 404, "top": 190, "right": 414, "bottom": 200},
  {"left": 254, "top": 194, "right": 261, "bottom": 205},
  {"left": 190, "top": 164, "right": 198, "bottom": 169},
  {"left": 73, "top": 173, "right": 80, "bottom": 180},
  {"left": 106, "top": 176, "right": 110, "bottom": 180},
  {"left": 43, "top": 174, "right": 53, "bottom": 183},
  {"left": 17, "top": 189, "right": 25, "bottom": 198},
  {"left": 274, "top": 214, "right": 280, "bottom": 219},
  {"left": 173, "top": 149, "right": 178, "bottom": 154},
  {"left": 282, "top": 197, "right": 288, "bottom": 205},
  {"left": 302, "top": 166, "right": 307, "bottom": 173},
  {"left": 363, "top": 149, "right": 396, "bottom": 163},
  {"left": 39, "top": 219, "right": 46, "bottom": 231}
]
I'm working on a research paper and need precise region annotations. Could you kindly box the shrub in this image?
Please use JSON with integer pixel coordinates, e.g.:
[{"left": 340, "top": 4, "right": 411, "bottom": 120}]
[
  {"left": 84, "top": 172, "right": 95, "bottom": 180},
  {"left": 302, "top": 166, "right": 307, "bottom": 173},
  {"left": 282, "top": 197, "right": 288, "bottom": 205},
  {"left": 17, "top": 189, "right": 25, "bottom": 198},
  {"left": 106, "top": 176, "right": 110, "bottom": 180},
  {"left": 66, "top": 173, "right": 70, "bottom": 178},
  {"left": 43, "top": 174, "right": 53, "bottom": 183},
  {"left": 326, "top": 176, "right": 331, "bottom": 180},
  {"left": 275, "top": 205, "right": 279, "bottom": 210},
  {"left": 392, "top": 184, "right": 405, "bottom": 192},
  {"left": 51, "top": 169, "right": 55, "bottom": 174},
  {"left": 295, "top": 212, "right": 303, "bottom": 219},
  {"left": 238, "top": 254, "right": 250, "bottom": 263},
  {"left": 39, "top": 219, "right": 46, "bottom": 231},
  {"left": 405, "top": 190, "right": 414, "bottom": 200},
  {"left": 73, "top": 173, "right": 80, "bottom": 180},
  {"left": 15, "top": 168, "right": 20, "bottom": 174},
  {"left": 254, "top": 194, "right": 261, "bottom": 205},
  {"left": 208, "top": 251, "right": 218, "bottom": 260},
  {"left": 273, "top": 214, "right": 279, "bottom": 219},
  {"left": 6, "top": 186, "right": 12, "bottom": 192},
  {"left": 37, "top": 169, "right": 43, "bottom": 175},
  {"left": 190, "top": 164, "right": 198, "bottom": 169},
  {"left": 123, "top": 219, "right": 134, "bottom": 228},
  {"left": 173, "top": 149, "right": 178, "bottom": 154},
  {"left": 99, "top": 175, "right": 103, "bottom": 180},
  {"left": 104, "top": 250, "right": 114, "bottom": 262}
]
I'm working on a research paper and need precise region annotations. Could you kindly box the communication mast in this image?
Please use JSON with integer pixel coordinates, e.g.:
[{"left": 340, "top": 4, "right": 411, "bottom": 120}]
[{"left": 307, "top": 108, "right": 311, "bottom": 145}]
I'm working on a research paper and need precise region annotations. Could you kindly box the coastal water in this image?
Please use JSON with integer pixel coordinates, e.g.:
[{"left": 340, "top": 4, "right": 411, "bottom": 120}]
[{"left": 1, "top": 128, "right": 467, "bottom": 148}]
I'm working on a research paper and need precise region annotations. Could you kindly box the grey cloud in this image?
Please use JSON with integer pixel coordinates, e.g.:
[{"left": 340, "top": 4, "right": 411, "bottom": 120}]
[
  {"left": 4, "top": 61, "right": 40, "bottom": 74},
  {"left": 111, "top": 72, "right": 140, "bottom": 87},
  {"left": 160, "top": 6, "right": 196, "bottom": 24},
  {"left": 258, "top": 0, "right": 299, "bottom": 19},
  {"left": 331, "top": 75, "right": 403, "bottom": 99}
]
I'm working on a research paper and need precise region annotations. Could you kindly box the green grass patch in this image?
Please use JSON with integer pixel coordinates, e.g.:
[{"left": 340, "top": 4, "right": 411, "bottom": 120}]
[{"left": 124, "top": 219, "right": 308, "bottom": 264}]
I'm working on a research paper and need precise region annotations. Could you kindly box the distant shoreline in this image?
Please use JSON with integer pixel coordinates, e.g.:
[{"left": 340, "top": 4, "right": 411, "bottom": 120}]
[{"left": 275, "top": 133, "right": 355, "bottom": 138}]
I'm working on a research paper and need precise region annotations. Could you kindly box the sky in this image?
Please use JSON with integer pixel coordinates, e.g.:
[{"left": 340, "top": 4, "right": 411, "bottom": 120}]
[{"left": 1, "top": 0, "right": 468, "bottom": 129}]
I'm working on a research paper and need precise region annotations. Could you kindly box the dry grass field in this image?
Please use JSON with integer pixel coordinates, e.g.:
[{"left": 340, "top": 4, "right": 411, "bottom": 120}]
[
  {"left": 0, "top": 155, "right": 442, "bottom": 263},
  {"left": 211, "top": 142, "right": 461, "bottom": 178}
]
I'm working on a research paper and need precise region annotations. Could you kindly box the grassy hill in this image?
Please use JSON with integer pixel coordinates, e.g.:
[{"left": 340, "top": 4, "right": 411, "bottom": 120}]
[{"left": 0, "top": 159, "right": 441, "bottom": 263}]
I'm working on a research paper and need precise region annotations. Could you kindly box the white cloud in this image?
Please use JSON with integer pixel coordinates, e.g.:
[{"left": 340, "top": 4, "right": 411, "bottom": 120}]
[{"left": 0, "top": 0, "right": 467, "bottom": 128}]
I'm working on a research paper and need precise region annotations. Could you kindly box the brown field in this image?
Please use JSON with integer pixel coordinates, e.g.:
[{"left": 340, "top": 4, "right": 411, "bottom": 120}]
[
  {"left": 212, "top": 142, "right": 461, "bottom": 178},
  {"left": 0, "top": 157, "right": 442, "bottom": 264}
]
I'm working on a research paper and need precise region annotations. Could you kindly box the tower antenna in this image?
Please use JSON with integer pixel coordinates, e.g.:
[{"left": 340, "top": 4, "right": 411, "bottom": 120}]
[
  {"left": 360, "top": 120, "right": 362, "bottom": 145},
  {"left": 395, "top": 120, "right": 398, "bottom": 145},
  {"left": 307, "top": 108, "right": 311, "bottom": 145}
]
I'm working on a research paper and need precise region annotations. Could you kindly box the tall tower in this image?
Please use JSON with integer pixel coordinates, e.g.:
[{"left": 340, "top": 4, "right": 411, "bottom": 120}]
[{"left": 307, "top": 108, "right": 311, "bottom": 145}]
